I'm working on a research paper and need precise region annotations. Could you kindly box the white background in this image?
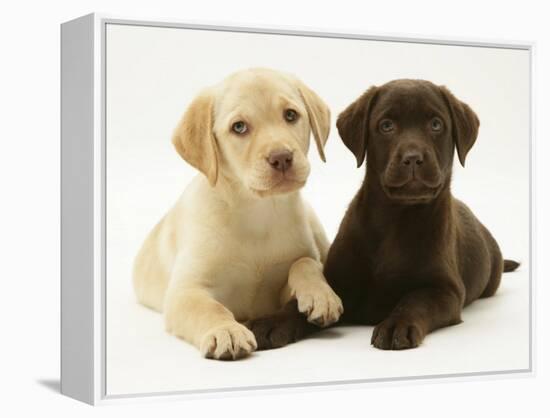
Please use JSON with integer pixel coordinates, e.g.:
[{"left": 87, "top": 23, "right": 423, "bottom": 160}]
[
  {"left": 105, "top": 23, "right": 530, "bottom": 395},
  {"left": 1, "top": 0, "right": 549, "bottom": 416}
]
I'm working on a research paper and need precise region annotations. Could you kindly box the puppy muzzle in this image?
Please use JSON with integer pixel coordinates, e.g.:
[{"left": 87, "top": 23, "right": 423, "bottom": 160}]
[
  {"left": 382, "top": 147, "right": 443, "bottom": 203},
  {"left": 247, "top": 148, "right": 310, "bottom": 197}
]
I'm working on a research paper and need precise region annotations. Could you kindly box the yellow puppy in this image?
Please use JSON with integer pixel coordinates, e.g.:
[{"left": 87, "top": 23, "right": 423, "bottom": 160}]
[{"left": 133, "top": 68, "right": 342, "bottom": 360}]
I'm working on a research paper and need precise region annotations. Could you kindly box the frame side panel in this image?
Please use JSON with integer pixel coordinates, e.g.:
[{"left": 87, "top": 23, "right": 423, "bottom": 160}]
[{"left": 61, "top": 14, "right": 95, "bottom": 405}]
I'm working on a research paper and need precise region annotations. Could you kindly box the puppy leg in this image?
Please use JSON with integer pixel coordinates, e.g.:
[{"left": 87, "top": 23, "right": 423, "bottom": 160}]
[
  {"left": 247, "top": 258, "right": 342, "bottom": 350},
  {"left": 371, "top": 285, "right": 463, "bottom": 350},
  {"left": 282, "top": 257, "right": 343, "bottom": 327},
  {"left": 164, "top": 286, "right": 257, "bottom": 360}
]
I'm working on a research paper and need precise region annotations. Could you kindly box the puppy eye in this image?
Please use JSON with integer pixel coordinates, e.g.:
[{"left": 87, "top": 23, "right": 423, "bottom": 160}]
[
  {"left": 431, "top": 117, "right": 444, "bottom": 132},
  {"left": 284, "top": 109, "right": 299, "bottom": 123},
  {"left": 379, "top": 119, "right": 394, "bottom": 133},
  {"left": 231, "top": 121, "right": 248, "bottom": 134}
]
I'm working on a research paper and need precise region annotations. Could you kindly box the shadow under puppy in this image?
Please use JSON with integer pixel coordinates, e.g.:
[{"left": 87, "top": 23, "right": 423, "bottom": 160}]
[
  {"left": 324, "top": 79, "right": 519, "bottom": 350},
  {"left": 133, "top": 68, "right": 342, "bottom": 360}
]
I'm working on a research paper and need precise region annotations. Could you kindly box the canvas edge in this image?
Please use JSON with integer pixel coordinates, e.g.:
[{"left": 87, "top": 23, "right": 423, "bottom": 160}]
[{"left": 60, "top": 12, "right": 97, "bottom": 405}]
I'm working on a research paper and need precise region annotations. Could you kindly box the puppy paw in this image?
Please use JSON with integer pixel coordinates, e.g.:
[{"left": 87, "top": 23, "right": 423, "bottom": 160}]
[
  {"left": 200, "top": 322, "right": 257, "bottom": 360},
  {"left": 295, "top": 283, "right": 343, "bottom": 327},
  {"left": 371, "top": 317, "right": 424, "bottom": 350},
  {"left": 248, "top": 307, "right": 308, "bottom": 350}
]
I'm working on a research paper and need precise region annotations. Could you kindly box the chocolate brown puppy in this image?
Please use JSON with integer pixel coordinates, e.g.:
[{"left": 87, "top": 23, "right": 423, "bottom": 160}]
[{"left": 324, "top": 79, "right": 519, "bottom": 350}]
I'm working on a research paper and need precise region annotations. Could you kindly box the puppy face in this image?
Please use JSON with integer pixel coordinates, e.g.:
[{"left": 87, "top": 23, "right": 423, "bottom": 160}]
[
  {"left": 337, "top": 79, "right": 479, "bottom": 204},
  {"left": 214, "top": 71, "right": 315, "bottom": 196},
  {"left": 172, "top": 68, "right": 330, "bottom": 197}
]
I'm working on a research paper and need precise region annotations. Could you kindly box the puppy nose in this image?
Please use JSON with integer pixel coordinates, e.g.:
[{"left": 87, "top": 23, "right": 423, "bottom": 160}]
[
  {"left": 401, "top": 151, "right": 423, "bottom": 166},
  {"left": 267, "top": 150, "right": 293, "bottom": 172}
]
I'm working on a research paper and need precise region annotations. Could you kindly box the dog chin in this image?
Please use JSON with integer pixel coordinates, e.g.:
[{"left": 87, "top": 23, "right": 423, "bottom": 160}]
[
  {"left": 383, "top": 181, "right": 442, "bottom": 205},
  {"left": 249, "top": 178, "right": 306, "bottom": 197}
]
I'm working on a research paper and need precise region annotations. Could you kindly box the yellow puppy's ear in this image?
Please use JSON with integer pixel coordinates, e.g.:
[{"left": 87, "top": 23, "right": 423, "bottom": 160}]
[
  {"left": 172, "top": 90, "right": 219, "bottom": 186},
  {"left": 296, "top": 81, "right": 331, "bottom": 162}
]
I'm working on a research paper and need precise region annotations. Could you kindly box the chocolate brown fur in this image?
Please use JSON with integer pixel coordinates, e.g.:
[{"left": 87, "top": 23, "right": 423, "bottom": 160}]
[
  {"left": 324, "top": 79, "right": 519, "bottom": 350},
  {"left": 247, "top": 300, "right": 318, "bottom": 350}
]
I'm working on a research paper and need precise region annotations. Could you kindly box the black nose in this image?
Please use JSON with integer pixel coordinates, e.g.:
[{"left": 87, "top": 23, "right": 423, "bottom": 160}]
[
  {"left": 401, "top": 151, "right": 424, "bottom": 166},
  {"left": 267, "top": 150, "right": 293, "bottom": 172}
]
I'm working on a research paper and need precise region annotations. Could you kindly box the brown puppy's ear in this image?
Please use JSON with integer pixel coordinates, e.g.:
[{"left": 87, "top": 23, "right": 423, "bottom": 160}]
[
  {"left": 296, "top": 81, "right": 331, "bottom": 162},
  {"left": 439, "top": 86, "right": 480, "bottom": 167},
  {"left": 336, "top": 86, "right": 378, "bottom": 168},
  {"left": 172, "top": 89, "right": 219, "bottom": 186}
]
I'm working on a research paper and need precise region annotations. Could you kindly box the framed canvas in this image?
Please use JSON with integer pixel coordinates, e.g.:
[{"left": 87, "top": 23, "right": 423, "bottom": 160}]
[{"left": 61, "top": 13, "right": 534, "bottom": 405}]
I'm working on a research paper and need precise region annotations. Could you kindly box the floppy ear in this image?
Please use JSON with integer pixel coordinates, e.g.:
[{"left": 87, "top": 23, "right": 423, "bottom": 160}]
[
  {"left": 439, "top": 86, "right": 480, "bottom": 167},
  {"left": 172, "top": 89, "right": 219, "bottom": 186},
  {"left": 336, "top": 86, "right": 378, "bottom": 168},
  {"left": 296, "top": 81, "right": 331, "bottom": 162}
]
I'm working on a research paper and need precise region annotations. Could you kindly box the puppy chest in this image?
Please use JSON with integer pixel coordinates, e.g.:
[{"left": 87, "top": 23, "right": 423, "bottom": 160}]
[
  {"left": 213, "top": 238, "right": 314, "bottom": 320},
  {"left": 373, "top": 230, "right": 442, "bottom": 270},
  {"left": 231, "top": 209, "right": 317, "bottom": 265},
  {"left": 208, "top": 202, "right": 318, "bottom": 319},
  {"left": 211, "top": 260, "right": 287, "bottom": 320}
]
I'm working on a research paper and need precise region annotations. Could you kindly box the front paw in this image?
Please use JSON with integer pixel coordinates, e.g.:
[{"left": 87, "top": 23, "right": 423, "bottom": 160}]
[
  {"left": 371, "top": 317, "right": 425, "bottom": 350},
  {"left": 200, "top": 322, "right": 257, "bottom": 360},
  {"left": 248, "top": 315, "right": 302, "bottom": 350},
  {"left": 295, "top": 283, "right": 343, "bottom": 327}
]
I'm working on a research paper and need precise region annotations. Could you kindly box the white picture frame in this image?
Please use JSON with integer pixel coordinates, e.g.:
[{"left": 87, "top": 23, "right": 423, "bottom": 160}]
[{"left": 61, "top": 13, "right": 535, "bottom": 405}]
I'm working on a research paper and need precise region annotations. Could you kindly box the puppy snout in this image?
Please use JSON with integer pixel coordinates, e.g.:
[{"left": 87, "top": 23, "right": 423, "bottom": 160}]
[
  {"left": 401, "top": 151, "right": 424, "bottom": 167},
  {"left": 267, "top": 149, "right": 293, "bottom": 172}
]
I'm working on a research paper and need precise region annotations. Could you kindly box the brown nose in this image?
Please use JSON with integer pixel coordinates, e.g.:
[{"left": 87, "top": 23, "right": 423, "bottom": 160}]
[
  {"left": 401, "top": 151, "right": 424, "bottom": 166},
  {"left": 267, "top": 150, "right": 293, "bottom": 172}
]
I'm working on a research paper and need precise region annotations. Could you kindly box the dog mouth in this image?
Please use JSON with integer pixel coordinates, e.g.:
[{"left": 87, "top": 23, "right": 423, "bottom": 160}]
[
  {"left": 383, "top": 180, "right": 442, "bottom": 204},
  {"left": 249, "top": 177, "right": 306, "bottom": 197}
]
